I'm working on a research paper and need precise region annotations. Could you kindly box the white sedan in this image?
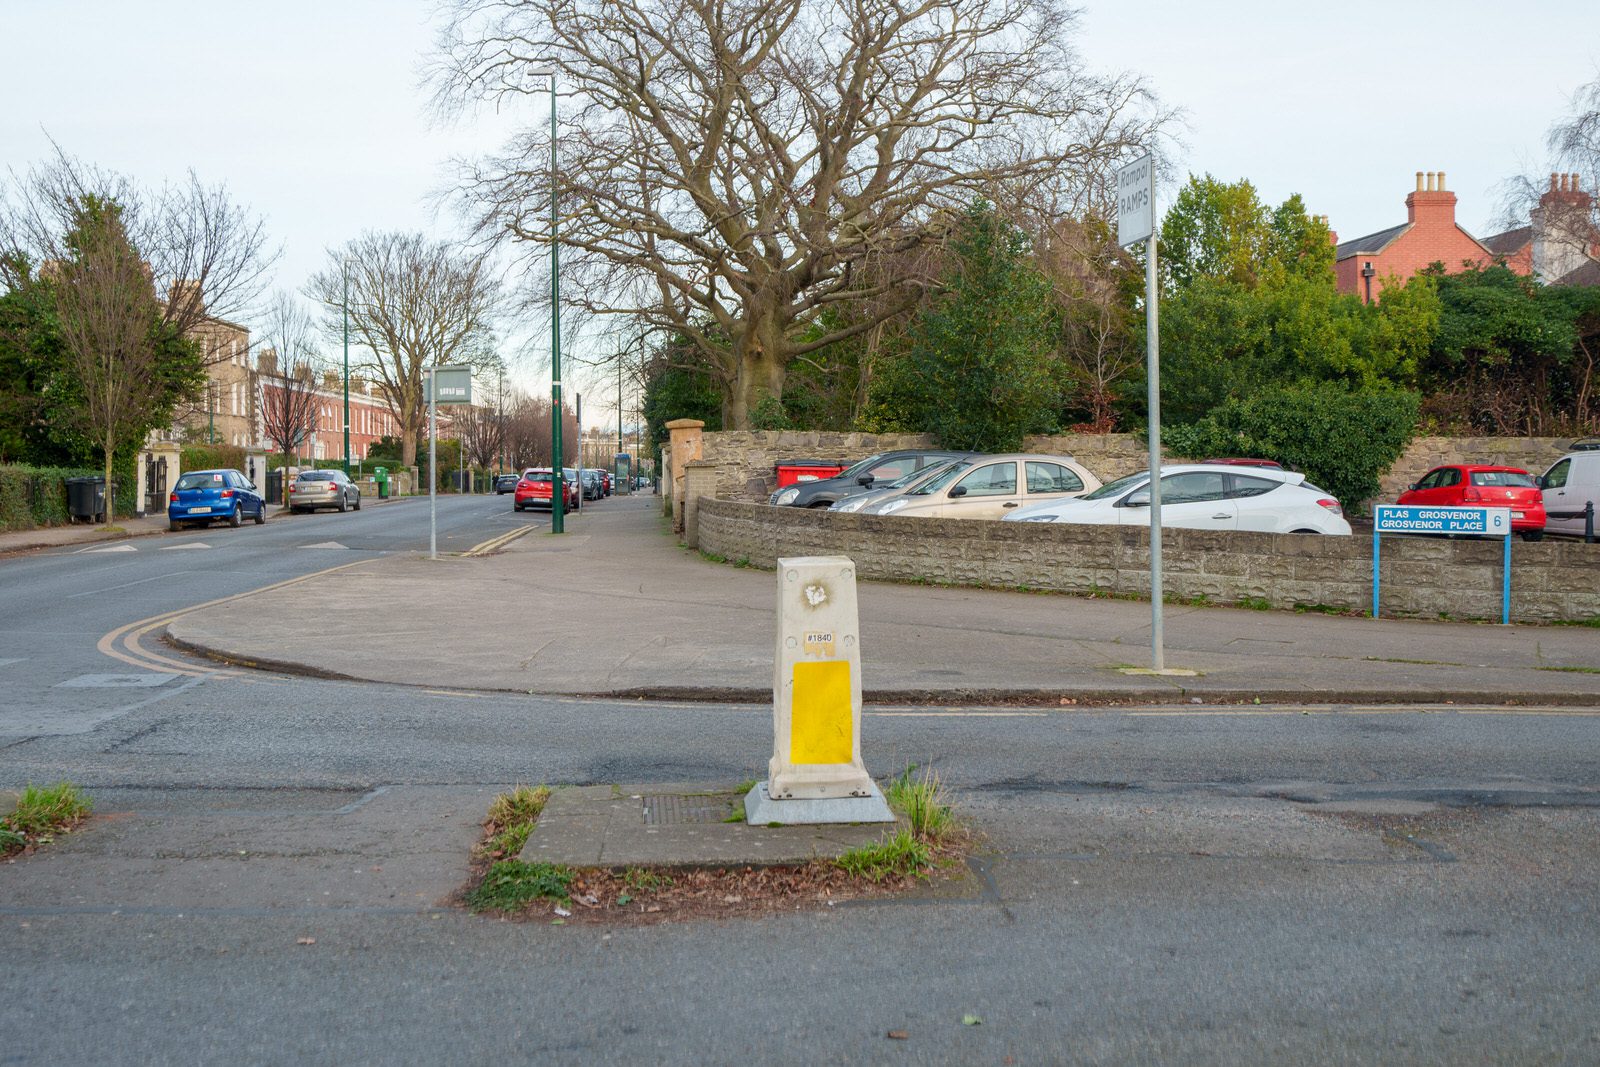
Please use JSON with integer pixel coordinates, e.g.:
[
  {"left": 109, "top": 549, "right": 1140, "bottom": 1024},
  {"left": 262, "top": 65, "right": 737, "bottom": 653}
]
[{"left": 1003, "top": 464, "right": 1352, "bottom": 535}]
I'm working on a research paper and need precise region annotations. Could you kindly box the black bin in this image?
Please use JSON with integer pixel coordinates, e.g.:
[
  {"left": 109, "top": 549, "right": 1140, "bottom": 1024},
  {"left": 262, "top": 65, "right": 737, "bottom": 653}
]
[
  {"left": 265, "top": 469, "right": 285, "bottom": 505},
  {"left": 66, "top": 476, "right": 106, "bottom": 523}
]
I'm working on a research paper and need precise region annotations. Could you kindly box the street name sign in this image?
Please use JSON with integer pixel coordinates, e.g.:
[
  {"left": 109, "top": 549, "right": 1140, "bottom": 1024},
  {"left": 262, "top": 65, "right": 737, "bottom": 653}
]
[
  {"left": 1371, "top": 505, "right": 1513, "bottom": 624},
  {"left": 1117, "top": 154, "right": 1154, "bottom": 248},
  {"left": 1372, "top": 505, "right": 1511, "bottom": 536},
  {"left": 424, "top": 365, "right": 474, "bottom": 405}
]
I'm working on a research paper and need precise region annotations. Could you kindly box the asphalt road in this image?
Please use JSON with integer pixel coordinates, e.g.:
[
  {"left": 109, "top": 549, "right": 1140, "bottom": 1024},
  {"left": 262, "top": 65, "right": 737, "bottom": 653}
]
[{"left": 3, "top": 494, "right": 1599, "bottom": 1065}]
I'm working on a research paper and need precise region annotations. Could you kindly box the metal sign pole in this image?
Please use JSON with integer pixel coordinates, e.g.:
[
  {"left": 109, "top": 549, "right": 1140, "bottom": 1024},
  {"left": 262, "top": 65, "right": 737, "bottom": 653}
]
[
  {"left": 1118, "top": 153, "right": 1162, "bottom": 672},
  {"left": 428, "top": 367, "right": 437, "bottom": 561},
  {"left": 1146, "top": 229, "right": 1164, "bottom": 672}
]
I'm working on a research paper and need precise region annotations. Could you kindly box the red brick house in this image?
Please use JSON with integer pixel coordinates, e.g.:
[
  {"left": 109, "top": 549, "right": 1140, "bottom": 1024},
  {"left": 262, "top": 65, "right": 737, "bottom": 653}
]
[{"left": 1334, "top": 172, "right": 1494, "bottom": 304}]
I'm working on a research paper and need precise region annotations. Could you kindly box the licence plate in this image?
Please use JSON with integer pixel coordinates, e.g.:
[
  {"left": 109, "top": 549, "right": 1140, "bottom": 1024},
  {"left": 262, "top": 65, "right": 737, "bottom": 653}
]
[
  {"left": 1512, "top": 511, "right": 1524, "bottom": 518},
  {"left": 189, "top": 506, "right": 212, "bottom": 514}
]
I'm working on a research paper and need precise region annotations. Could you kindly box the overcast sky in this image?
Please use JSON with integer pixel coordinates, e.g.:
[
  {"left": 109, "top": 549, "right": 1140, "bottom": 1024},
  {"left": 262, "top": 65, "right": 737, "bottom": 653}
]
[{"left": 4, "top": 0, "right": 1597, "bottom": 409}]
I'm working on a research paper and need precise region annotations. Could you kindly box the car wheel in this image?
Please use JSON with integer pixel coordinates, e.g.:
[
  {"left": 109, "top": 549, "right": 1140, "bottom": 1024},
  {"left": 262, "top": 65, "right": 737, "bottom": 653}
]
[
  {"left": 337, "top": 494, "right": 348, "bottom": 513},
  {"left": 807, "top": 500, "right": 833, "bottom": 509},
  {"left": 228, "top": 503, "right": 242, "bottom": 528},
  {"left": 253, "top": 504, "right": 266, "bottom": 525},
  {"left": 354, "top": 494, "right": 361, "bottom": 511},
  {"left": 1290, "top": 528, "right": 1319, "bottom": 534},
  {"left": 1520, "top": 530, "right": 1544, "bottom": 542}
]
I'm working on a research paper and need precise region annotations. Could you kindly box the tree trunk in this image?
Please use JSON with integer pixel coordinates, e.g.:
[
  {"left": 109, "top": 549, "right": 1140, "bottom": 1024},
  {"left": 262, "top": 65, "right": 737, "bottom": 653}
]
[
  {"left": 727, "top": 316, "right": 787, "bottom": 429},
  {"left": 102, "top": 444, "right": 115, "bottom": 528},
  {"left": 402, "top": 429, "right": 418, "bottom": 468}
]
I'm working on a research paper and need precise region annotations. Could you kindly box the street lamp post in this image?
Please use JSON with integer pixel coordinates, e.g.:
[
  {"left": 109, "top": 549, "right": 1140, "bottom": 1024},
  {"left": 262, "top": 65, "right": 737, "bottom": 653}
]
[
  {"left": 528, "top": 69, "right": 565, "bottom": 534},
  {"left": 342, "top": 257, "right": 351, "bottom": 473}
]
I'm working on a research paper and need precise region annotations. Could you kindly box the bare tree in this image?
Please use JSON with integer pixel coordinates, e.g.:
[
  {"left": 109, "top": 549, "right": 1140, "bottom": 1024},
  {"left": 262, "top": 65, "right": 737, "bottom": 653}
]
[
  {"left": 1500, "top": 74, "right": 1600, "bottom": 282},
  {"left": 1, "top": 144, "right": 274, "bottom": 350},
  {"left": 433, "top": 0, "right": 1165, "bottom": 427},
  {"left": 257, "top": 292, "right": 324, "bottom": 500},
  {"left": 307, "top": 233, "right": 501, "bottom": 468},
  {"left": 1038, "top": 217, "right": 1141, "bottom": 431},
  {"left": 451, "top": 400, "right": 505, "bottom": 470}
]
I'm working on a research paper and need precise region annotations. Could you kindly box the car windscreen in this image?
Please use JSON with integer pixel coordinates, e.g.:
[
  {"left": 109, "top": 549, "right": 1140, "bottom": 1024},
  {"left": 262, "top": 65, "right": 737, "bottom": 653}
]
[
  {"left": 525, "top": 471, "right": 553, "bottom": 483},
  {"left": 905, "top": 460, "right": 972, "bottom": 496},
  {"left": 1082, "top": 472, "right": 1147, "bottom": 501},
  {"left": 297, "top": 471, "right": 340, "bottom": 481},
  {"left": 892, "top": 459, "right": 960, "bottom": 491},
  {"left": 837, "top": 452, "right": 889, "bottom": 481},
  {"left": 1471, "top": 471, "right": 1536, "bottom": 487},
  {"left": 174, "top": 472, "right": 226, "bottom": 490}
]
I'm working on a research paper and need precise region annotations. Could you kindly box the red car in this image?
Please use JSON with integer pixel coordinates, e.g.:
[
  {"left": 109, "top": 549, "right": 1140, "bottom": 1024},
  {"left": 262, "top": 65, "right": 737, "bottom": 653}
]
[
  {"left": 512, "top": 468, "right": 580, "bottom": 512},
  {"left": 1397, "top": 465, "right": 1547, "bottom": 541}
]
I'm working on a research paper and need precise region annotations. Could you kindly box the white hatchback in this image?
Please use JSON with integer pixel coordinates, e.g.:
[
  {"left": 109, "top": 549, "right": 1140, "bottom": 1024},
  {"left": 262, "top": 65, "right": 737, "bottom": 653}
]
[{"left": 1003, "top": 464, "right": 1352, "bottom": 535}]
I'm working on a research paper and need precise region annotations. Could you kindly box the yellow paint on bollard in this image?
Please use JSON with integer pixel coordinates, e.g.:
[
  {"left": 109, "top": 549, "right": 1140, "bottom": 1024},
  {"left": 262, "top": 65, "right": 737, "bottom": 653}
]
[{"left": 790, "top": 661, "right": 853, "bottom": 764}]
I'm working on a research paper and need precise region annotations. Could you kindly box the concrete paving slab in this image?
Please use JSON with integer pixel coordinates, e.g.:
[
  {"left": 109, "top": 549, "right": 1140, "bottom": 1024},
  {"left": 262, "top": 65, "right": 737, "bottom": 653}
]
[
  {"left": 520, "top": 783, "right": 898, "bottom": 867},
  {"left": 167, "top": 498, "right": 1600, "bottom": 706}
]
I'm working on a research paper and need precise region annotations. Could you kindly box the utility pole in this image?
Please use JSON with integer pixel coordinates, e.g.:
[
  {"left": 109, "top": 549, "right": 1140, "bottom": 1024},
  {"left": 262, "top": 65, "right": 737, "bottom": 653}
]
[{"left": 544, "top": 71, "right": 565, "bottom": 534}]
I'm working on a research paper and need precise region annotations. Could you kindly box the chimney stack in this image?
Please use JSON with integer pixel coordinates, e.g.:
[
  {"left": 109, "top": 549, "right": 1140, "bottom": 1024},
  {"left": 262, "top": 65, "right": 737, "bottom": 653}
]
[{"left": 1406, "top": 167, "right": 1457, "bottom": 225}]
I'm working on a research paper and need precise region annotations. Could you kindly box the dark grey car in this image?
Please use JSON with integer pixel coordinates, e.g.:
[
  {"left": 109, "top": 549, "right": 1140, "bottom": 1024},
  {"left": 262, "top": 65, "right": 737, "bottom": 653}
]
[{"left": 768, "top": 450, "right": 970, "bottom": 509}]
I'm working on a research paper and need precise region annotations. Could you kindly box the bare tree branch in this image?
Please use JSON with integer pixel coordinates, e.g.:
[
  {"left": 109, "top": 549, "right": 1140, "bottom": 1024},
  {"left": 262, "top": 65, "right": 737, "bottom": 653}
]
[{"left": 432, "top": 0, "right": 1166, "bottom": 426}]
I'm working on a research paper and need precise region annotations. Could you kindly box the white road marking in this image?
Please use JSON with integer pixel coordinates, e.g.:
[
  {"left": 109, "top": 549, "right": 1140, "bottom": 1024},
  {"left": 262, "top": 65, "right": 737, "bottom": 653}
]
[
  {"left": 78, "top": 543, "right": 137, "bottom": 553},
  {"left": 0, "top": 658, "right": 23, "bottom": 668},
  {"left": 300, "top": 541, "right": 349, "bottom": 550},
  {"left": 55, "top": 673, "right": 175, "bottom": 689},
  {"left": 67, "top": 572, "right": 179, "bottom": 598},
  {"left": 159, "top": 542, "right": 211, "bottom": 551}
]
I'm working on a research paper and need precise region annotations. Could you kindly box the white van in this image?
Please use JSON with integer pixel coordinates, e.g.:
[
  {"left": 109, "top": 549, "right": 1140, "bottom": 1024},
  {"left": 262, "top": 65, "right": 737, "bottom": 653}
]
[{"left": 1540, "top": 440, "right": 1600, "bottom": 538}]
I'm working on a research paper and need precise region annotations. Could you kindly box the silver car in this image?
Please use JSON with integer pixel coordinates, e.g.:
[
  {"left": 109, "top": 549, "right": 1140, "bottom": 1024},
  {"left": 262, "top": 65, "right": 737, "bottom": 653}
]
[{"left": 289, "top": 469, "right": 361, "bottom": 513}]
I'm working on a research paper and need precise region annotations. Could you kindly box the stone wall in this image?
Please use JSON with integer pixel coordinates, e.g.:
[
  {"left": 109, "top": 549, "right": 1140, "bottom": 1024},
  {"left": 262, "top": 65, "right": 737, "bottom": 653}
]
[
  {"left": 1379, "top": 436, "right": 1571, "bottom": 499},
  {"left": 696, "top": 498, "right": 1600, "bottom": 624},
  {"left": 697, "top": 429, "right": 1578, "bottom": 507}
]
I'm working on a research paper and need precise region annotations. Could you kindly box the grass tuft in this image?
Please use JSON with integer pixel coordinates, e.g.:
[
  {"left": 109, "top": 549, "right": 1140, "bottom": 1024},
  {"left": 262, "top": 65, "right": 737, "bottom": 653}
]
[
  {"left": 1, "top": 781, "right": 92, "bottom": 855},
  {"left": 478, "top": 785, "right": 551, "bottom": 860},
  {"left": 835, "top": 829, "right": 932, "bottom": 882},
  {"left": 623, "top": 867, "right": 673, "bottom": 893},
  {"left": 467, "top": 860, "right": 575, "bottom": 912},
  {"left": 5, "top": 782, "right": 92, "bottom": 836},
  {"left": 884, "top": 765, "right": 954, "bottom": 842}
]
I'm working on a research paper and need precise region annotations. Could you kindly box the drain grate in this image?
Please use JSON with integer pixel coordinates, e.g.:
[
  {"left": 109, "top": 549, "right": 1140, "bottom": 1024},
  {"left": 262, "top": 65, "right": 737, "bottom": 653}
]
[{"left": 640, "top": 794, "right": 732, "bottom": 826}]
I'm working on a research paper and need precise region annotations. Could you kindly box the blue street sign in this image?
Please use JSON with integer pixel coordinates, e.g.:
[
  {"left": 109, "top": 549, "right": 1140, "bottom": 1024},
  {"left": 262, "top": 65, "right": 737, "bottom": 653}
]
[
  {"left": 1371, "top": 506, "right": 1513, "bottom": 624},
  {"left": 1372, "top": 505, "right": 1511, "bottom": 536}
]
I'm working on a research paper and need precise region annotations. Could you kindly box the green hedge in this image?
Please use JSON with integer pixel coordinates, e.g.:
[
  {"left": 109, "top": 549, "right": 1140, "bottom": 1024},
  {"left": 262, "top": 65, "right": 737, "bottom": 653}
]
[
  {"left": 181, "top": 444, "right": 248, "bottom": 473},
  {"left": 0, "top": 463, "right": 136, "bottom": 531},
  {"left": 1161, "top": 386, "right": 1420, "bottom": 515}
]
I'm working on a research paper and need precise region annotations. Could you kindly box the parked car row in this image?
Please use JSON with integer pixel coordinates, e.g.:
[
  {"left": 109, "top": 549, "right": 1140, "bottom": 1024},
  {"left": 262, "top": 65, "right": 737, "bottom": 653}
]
[
  {"left": 512, "top": 468, "right": 581, "bottom": 512},
  {"left": 773, "top": 439, "right": 1600, "bottom": 540}
]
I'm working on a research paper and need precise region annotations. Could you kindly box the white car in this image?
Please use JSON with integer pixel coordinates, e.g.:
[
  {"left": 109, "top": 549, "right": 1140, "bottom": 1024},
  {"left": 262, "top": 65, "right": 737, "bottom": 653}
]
[
  {"left": 856, "top": 454, "right": 1102, "bottom": 520},
  {"left": 1539, "top": 440, "right": 1600, "bottom": 538},
  {"left": 1004, "top": 464, "right": 1352, "bottom": 535}
]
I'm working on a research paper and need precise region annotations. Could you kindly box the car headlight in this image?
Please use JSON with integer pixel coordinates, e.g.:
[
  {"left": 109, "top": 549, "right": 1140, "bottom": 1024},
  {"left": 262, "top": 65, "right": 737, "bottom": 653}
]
[
  {"left": 832, "top": 497, "right": 866, "bottom": 513},
  {"left": 880, "top": 499, "right": 908, "bottom": 514},
  {"left": 1012, "top": 514, "right": 1057, "bottom": 522},
  {"left": 773, "top": 487, "right": 799, "bottom": 506}
]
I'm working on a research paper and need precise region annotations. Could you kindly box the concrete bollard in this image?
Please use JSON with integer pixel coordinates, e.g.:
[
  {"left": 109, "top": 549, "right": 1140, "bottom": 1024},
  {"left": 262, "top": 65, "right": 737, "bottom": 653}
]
[{"left": 744, "top": 555, "right": 894, "bottom": 825}]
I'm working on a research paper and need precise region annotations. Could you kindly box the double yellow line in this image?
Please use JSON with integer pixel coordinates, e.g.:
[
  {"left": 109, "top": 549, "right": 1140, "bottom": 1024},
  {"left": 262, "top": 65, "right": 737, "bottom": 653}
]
[
  {"left": 97, "top": 559, "right": 376, "bottom": 676},
  {"left": 463, "top": 526, "right": 534, "bottom": 557}
]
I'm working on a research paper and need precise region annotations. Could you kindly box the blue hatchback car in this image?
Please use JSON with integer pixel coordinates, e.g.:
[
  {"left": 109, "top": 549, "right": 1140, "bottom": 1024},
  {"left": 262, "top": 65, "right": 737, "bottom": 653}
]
[{"left": 168, "top": 468, "right": 266, "bottom": 531}]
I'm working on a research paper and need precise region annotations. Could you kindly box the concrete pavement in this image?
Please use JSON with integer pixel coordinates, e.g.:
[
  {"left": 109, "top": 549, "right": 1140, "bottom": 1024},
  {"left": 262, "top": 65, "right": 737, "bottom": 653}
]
[{"left": 166, "top": 495, "right": 1600, "bottom": 704}]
